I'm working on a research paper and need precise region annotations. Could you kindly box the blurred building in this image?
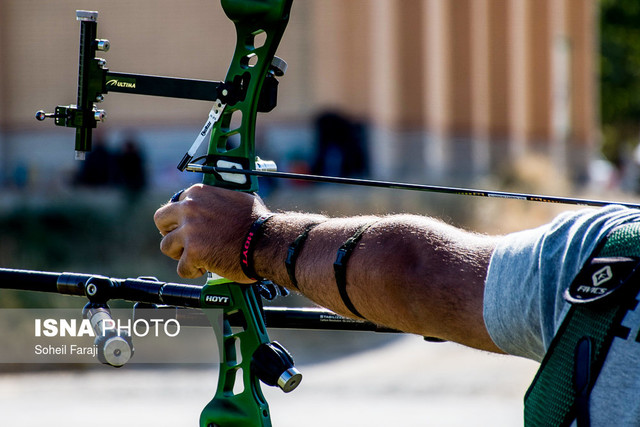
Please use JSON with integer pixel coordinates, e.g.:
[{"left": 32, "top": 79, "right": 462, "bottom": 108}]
[
  {"left": 309, "top": 0, "right": 597, "bottom": 183},
  {"left": 0, "top": 0, "right": 597, "bottom": 190}
]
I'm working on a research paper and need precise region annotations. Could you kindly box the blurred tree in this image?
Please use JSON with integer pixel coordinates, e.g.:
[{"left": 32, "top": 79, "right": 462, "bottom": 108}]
[{"left": 600, "top": 0, "right": 640, "bottom": 165}]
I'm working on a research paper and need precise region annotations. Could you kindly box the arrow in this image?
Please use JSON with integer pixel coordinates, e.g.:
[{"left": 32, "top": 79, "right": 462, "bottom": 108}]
[{"left": 186, "top": 163, "right": 640, "bottom": 209}]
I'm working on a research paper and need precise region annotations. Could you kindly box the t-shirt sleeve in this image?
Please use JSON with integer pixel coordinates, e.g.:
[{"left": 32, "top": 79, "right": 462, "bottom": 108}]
[{"left": 483, "top": 205, "right": 640, "bottom": 362}]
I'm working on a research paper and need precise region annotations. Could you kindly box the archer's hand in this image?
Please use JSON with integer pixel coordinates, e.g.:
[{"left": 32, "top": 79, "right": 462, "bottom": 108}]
[{"left": 154, "top": 184, "right": 269, "bottom": 281}]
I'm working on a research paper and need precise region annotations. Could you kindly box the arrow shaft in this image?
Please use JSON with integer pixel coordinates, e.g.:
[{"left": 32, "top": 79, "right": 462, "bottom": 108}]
[{"left": 186, "top": 164, "right": 640, "bottom": 209}]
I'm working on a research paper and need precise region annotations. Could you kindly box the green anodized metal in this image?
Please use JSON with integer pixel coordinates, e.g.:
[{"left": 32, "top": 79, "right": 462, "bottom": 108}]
[
  {"left": 200, "top": 276, "right": 273, "bottom": 427},
  {"left": 198, "top": 1, "right": 295, "bottom": 425},
  {"left": 203, "top": 0, "right": 294, "bottom": 192}
]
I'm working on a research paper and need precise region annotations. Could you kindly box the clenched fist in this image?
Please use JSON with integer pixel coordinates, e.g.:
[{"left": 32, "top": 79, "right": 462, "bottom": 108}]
[{"left": 154, "top": 184, "right": 269, "bottom": 281}]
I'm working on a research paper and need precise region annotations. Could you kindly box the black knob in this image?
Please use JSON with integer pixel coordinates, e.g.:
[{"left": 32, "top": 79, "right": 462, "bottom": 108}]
[{"left": 252, "top": 341, "right": 302, "bottom": 393}]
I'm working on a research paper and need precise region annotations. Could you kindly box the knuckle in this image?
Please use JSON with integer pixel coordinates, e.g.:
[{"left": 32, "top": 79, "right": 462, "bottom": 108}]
[
  {"left": 160, "top": 234, "right": 183, "bottom": 260},
  {"left": 176, "top": 263, "right": 192, "bottom": 278},
  {"left": 159, "top": 235, "right": 171, "bottom": 254},
  {"left": 153, "top": 208, "right": 165, "bottom": 226},
  {"left": 177, "top": 259, "right": 199, "bottom": 279}
]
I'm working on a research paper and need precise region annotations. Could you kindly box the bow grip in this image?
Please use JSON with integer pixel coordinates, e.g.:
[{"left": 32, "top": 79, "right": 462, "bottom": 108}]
[{"left": 199, "top": 278, "right": 273, "bottom": 427}]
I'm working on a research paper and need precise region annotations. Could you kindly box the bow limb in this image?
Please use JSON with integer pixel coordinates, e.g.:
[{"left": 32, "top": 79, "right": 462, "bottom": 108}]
[{"left": 203, "top": 0, "right": 293, "bottom": 193}]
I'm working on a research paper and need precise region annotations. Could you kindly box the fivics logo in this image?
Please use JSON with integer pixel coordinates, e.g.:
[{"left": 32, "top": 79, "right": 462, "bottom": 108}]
[
  {"left": 574, "top": 265, "right": 615, "bottom": 296},
  {"left": 592, "top": 265, "right": 613, "bottom": 287}
]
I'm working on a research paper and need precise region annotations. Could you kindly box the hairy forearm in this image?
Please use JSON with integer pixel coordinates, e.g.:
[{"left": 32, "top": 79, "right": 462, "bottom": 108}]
[
  {"left": 155, "top": 185, "right": 502, "bottom": 353},
  {"left": 254, "top": 213, "right": 502, "bottom": 352}
]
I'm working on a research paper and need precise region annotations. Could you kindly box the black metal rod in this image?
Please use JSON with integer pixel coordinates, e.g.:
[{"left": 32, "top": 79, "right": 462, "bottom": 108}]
[
  {"left": 192, "top": 165, "right": 640, "bottom": 209},
  {"left": 0, "top": 268, "right": 202, "bottom": 308},
  {"left": 75, "top": 13, "right": 98, "bottom": 155},
  {"left": 0, "top": 268, "right": 61, "bottom": 293},
  {"left": 170, "top": 306, "right": 399, "bottom": 332},
  {"left": 105, "top": 72, "right": 222, "bottom": 101},
  {"left": 261, "top": 306, "right": 399, "bottom": 332}
]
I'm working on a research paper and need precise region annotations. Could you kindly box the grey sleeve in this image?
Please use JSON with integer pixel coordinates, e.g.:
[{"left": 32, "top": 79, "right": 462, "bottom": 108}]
[{"left": 483, "top": 206, "right": 640, "bottom": 361}]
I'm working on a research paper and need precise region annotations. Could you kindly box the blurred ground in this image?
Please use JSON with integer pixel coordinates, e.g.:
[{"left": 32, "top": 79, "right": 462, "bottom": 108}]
[{"left": 0, "top": 334, "right": 538, "bottom": 427}]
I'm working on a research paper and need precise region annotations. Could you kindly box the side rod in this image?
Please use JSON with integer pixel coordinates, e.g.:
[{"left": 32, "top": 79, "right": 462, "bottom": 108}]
[{"left": 0, "top": 268, "right": 202, "bottom": 307}]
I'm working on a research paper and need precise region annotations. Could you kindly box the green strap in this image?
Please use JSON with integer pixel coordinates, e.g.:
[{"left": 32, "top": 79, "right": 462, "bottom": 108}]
[
  {"left": 524, "top": 223, "right": 640, "bottom": 426},
  {"left": 524, "top": 301, "right": 626, "bottom": 425}
]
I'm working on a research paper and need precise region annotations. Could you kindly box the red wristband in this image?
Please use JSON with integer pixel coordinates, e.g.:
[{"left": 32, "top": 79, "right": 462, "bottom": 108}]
[{"left": 240, "top": 214, "right": 275, "bottom": 281}]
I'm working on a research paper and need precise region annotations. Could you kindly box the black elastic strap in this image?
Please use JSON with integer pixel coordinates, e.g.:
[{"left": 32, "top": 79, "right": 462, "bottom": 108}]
[
  {"left": 285, "top": 223, "right": 321, "bottom": 290},
  {"left": 240, "top": 214, "right": 275, "bottom": 281},
  {"left": 333, "top": 222, "right": 377, "bottom": 318}
]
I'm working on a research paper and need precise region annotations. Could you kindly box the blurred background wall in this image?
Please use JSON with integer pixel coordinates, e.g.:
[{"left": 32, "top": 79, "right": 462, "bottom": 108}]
[{"left": 0, "top": 0, "right": 599, "bottom": 193}]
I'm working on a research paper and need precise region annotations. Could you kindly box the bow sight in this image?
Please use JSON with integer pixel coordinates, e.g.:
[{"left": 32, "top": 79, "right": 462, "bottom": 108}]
[{"left": 36, "top": 4, "right": 287, "bottom": 194}]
